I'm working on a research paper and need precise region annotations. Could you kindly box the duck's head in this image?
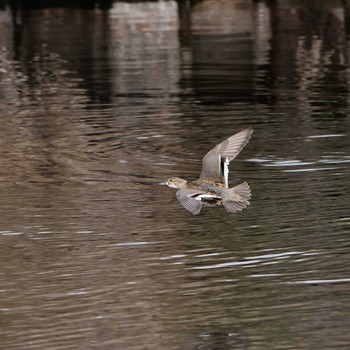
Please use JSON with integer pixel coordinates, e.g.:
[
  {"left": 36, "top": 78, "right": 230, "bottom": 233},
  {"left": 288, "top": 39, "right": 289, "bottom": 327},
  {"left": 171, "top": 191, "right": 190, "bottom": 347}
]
[{"left": 159, "top": 177, "right": 188, "bottom": 189}]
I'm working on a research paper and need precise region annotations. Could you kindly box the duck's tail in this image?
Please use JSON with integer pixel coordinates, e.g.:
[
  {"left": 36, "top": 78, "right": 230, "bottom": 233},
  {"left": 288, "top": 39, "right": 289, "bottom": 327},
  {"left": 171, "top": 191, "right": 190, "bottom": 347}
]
[{"left": 221, "top": 182, "right": 251, "bottom": 213}]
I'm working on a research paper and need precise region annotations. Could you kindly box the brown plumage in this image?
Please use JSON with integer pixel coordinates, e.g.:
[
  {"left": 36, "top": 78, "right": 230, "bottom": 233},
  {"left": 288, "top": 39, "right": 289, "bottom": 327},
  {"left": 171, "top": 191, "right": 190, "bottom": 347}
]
[{"left": 159, "top": 128, "right": 253, "bottom": 215}]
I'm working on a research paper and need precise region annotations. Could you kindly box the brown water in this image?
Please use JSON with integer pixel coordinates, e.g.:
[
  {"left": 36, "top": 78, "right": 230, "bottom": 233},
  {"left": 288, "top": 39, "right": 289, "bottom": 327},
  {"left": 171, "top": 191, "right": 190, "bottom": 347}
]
[{"left": 1, "top": 1, "right": 350, "bottom": 349}]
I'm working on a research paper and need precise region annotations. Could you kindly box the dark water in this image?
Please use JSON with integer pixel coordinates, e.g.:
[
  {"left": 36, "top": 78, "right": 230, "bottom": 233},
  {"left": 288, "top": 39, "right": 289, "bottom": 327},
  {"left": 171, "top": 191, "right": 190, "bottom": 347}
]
[{"left": 1, "top": 1, "right": 350, "bottom": 349}]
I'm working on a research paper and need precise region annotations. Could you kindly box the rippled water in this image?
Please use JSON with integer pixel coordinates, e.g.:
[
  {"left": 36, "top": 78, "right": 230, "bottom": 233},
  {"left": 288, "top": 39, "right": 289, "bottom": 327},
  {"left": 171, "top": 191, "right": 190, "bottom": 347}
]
[{"left": 1, "top": 1, "right": 350, "bottom": 349}]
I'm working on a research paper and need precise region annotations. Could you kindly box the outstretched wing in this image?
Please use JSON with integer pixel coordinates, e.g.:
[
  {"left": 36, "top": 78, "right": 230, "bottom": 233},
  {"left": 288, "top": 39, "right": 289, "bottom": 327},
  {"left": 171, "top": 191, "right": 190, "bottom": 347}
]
[
  {"left": 200, "top": 128, "right": 253, "bottom": 185},
  {"left": 176, "top": 189, "right": 203, "bottom": 215}
]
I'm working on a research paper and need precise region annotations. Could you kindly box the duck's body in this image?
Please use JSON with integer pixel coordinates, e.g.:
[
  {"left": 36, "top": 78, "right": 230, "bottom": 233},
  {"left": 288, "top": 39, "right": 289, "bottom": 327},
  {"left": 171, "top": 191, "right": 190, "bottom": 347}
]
[{"left": 160, "top": 128, "right": 253, "bottom": 215}]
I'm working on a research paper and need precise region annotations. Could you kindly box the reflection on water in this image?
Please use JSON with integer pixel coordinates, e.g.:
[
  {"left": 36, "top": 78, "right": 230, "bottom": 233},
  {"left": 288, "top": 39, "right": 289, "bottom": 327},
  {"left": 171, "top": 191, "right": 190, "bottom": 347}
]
[{"left": 1, "top": 1, "right": 350, "bottom": 349}]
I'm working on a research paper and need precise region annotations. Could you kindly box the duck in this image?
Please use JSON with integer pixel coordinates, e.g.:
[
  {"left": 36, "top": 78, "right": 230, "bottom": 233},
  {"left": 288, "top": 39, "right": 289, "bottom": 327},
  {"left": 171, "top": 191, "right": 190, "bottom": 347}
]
[{"left": 159, "top": 128, "right": 253, "bottom": 215}]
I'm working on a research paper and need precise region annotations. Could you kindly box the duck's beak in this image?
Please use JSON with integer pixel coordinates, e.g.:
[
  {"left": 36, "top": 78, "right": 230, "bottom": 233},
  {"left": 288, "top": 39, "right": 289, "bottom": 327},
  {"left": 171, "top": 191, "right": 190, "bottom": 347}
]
[{"left": 158, "top": 182, "right": 167, "bottom": 186}]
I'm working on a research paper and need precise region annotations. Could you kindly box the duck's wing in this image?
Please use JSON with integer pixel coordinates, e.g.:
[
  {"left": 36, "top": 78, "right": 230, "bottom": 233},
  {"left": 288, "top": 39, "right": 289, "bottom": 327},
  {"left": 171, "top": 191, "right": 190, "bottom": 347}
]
[
  {"left": 176, "top": 189, "right": 203, "bottom": 215},
  {"left": 199, "top": 128, "right": 253, "bottom": 186}
]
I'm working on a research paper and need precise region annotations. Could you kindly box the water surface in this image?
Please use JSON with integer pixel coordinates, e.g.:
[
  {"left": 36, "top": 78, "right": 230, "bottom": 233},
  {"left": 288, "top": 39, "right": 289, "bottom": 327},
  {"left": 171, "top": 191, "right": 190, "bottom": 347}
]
[{"left": 0, "top": 1, "right": 350, "bottom": 349}]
